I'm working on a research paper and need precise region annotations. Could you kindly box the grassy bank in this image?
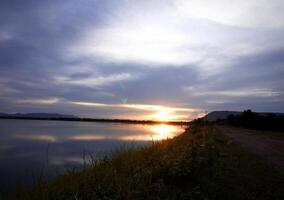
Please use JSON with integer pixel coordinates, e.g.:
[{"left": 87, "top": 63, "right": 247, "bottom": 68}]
[{"left": 7, "top": 125, "right": 284, "bottom": 200}]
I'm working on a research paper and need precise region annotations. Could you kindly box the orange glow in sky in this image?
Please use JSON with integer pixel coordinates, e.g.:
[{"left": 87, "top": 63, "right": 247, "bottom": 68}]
[
  {"left": 151, "top": 110, "right": 189, "bottom": 121},
  {"left": 152, "top": 111, "right": 176, "bottom": 121}
]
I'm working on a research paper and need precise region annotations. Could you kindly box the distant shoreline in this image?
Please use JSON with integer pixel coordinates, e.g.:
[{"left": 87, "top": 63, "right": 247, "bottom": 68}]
[{"left": 0, "top": 116, "right": 189, "bottom": 126}]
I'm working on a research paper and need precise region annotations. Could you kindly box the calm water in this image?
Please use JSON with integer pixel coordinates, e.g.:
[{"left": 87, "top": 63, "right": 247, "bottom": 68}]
[{"left": 0, "top": 119, "right": 185, "bottom": 193}]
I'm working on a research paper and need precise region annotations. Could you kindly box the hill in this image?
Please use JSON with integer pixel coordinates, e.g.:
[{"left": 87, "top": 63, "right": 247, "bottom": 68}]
[
  {"left": 0, "top": 112, "right": 77, "bottom": 119},
  {"left": 204, "top": 111, "right": 241, "bottom": 122}
]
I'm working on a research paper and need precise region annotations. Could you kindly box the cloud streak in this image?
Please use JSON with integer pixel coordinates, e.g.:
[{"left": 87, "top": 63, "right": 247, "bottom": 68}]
[
  {"left": 70, "top": 101, "right": 197, "bottom": 112},
  {"left": 16, "top": 98, "right": 61, "bottom": 105},
  {"left": 54, "top": 73, "right": 136, "bottom": 87},
  {"left": 175, "top": 0, "right": 284, "bottom": 28},
  {"left": 186, "top": 87, "right": 281, "bottom": 98}
]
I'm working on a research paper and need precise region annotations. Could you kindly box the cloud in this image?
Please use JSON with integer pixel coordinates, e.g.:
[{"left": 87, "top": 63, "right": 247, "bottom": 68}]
[
  {"left": 0, "top": 83, "right": 18, "bottom": 95},
  {"left": 187, "top": 88, "right": 281, "bottom": 98},
  {"left": 70, "top": 17, "right": 210, "bottom": 66},
  {"left": 16, "top": 97, "right": 60, "bottom": 105},
  {"left": 67, "top": 1, "right": 214, "bottom": 67},
  {"left": 68, "top": 0, "right": 284, "bottom": 79},
  {"left": 0, "top": 0, "right": 284, "bottom": 117},
  {"left": 0, "top": 31, "right": 13, "bottom": 42},
  {"left": 175, "top": 0, "right": 284, "bottom": 28},
  {"left": 54, "top": 73, "right": 136, "bottom": 87},
  {"left": 70, "top": 101, "right": 197, "bottom": 112}
]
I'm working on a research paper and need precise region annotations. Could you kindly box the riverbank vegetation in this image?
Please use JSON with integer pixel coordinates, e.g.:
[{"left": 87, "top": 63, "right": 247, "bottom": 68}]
[
  {"left": 7, "top": 124, "right": 284, "bottom": 200},
  {"left": 216, "top": 109, "right": 284, "bottom": 132}
]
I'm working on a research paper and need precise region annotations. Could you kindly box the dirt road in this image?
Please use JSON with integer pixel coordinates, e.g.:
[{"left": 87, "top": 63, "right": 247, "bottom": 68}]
[{"left": 217, "top": 126, "right": 284, "bottom": 170}]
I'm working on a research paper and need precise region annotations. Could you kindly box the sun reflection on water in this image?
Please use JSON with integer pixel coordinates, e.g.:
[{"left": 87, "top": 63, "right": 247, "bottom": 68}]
[
  {"left": 121, "top": 124, "right": 183, "bottom": 141},
  {"left": 69, "top": 135, "right": 107, "bottom": 140},
  {"left": 13, "top": 124, "right": 184, "bottom": 143},
  {"left": 67, "top": 124, "right": 184, "bottom": 141},
  {"left": 150, "top": 124, "right": 182, "bottom": 140}
]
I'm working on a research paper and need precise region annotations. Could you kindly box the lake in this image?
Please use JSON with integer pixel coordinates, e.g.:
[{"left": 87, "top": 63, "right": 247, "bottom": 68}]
[{"left": 0, "top": 119, "right": 185, "bottom": 193}]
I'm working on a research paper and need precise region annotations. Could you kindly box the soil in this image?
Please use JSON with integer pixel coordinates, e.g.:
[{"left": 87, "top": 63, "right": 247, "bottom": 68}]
[{"left": 217, "top": 126, "right": 284, "bottom": 170}]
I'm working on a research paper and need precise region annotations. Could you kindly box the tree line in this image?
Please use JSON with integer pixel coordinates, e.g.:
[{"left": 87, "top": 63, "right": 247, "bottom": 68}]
[{"left": 217, "top": 110, "right": 284, "bottom": 132}]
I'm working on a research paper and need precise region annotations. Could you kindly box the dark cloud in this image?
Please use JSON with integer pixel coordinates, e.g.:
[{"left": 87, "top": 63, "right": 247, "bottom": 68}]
[{"left": 0, "top": 0, "right": 284, "bottom": 118}]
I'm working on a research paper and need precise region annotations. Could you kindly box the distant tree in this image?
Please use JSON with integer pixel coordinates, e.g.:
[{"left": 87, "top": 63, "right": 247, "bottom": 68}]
[{"left": 220, "top": 109, "right": 284, "bottom": 132}]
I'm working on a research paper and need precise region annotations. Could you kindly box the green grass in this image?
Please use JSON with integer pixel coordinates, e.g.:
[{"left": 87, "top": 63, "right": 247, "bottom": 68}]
[{"left": 7, "top": 125, "right": 284, "bottom": 200}]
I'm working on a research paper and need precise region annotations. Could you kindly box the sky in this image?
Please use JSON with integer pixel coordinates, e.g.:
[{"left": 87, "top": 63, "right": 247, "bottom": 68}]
[{"left": 0, "top": 0, "right": 284, "bottom": 120}]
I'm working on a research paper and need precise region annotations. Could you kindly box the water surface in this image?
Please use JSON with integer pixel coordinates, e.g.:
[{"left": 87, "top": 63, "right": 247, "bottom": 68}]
[{"left": 0, "top": 119, "right": 185, "bottom": 193}]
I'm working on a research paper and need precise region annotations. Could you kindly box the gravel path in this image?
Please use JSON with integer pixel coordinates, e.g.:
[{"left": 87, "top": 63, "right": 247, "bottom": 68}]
[{"left": 217, "top": 126, "right": 284, "bottom": 170}]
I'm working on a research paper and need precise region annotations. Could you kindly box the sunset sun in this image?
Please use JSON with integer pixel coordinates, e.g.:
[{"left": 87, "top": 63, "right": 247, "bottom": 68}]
[{"left": 153, "top": 111, "right": 176, "bottom": 121}]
